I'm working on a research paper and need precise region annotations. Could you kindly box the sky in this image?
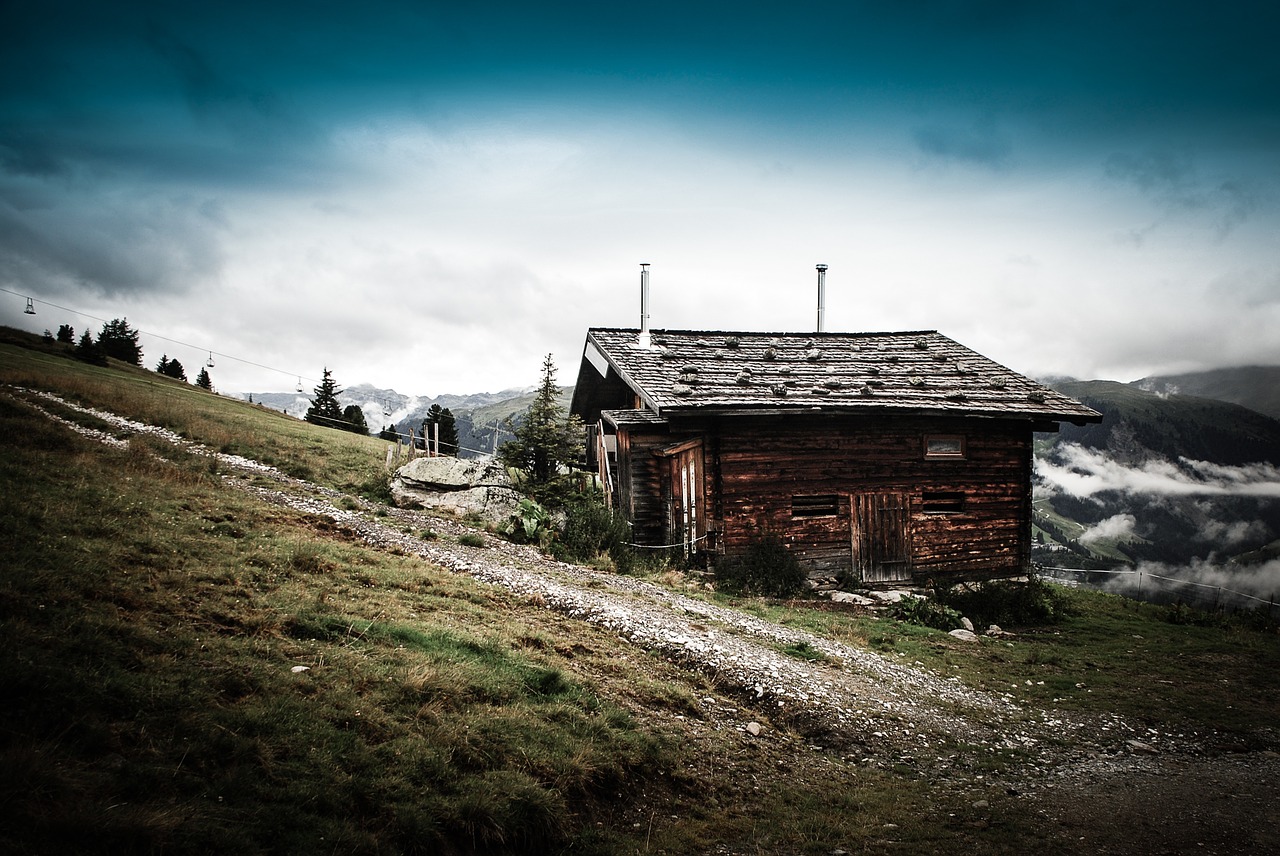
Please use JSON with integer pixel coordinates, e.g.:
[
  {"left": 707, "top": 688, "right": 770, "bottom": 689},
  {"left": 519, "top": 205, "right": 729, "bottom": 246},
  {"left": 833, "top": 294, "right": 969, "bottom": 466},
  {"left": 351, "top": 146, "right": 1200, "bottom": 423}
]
[{"left": 2, "top": 1, "right": 1278, "bottom": 397}]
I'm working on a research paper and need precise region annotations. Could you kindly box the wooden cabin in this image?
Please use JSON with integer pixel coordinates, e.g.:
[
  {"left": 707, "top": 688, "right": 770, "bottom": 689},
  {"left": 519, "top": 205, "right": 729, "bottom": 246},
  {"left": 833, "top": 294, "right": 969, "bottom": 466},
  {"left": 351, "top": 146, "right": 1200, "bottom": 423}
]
[{"left": 570, "top": 328, "right": 1101, "bottom": 586}]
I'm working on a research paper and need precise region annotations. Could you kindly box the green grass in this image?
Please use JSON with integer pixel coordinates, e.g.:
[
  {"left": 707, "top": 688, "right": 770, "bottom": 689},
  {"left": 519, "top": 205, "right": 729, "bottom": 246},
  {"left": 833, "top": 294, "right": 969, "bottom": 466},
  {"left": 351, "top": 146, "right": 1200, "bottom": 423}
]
[
  {"left": 4, "top": 332, "right": 1280, "bottom": 854},
  {"left": 724, "top": 586, "right": 1280, "bottom": 743},
  {"left": 0, "top": 336, "right": 390, "bottom": 494}
]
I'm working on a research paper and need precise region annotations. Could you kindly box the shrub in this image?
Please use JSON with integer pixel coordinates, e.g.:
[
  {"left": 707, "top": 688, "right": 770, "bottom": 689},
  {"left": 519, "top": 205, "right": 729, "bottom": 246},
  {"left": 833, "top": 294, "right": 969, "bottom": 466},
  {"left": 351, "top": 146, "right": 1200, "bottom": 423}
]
[
  {"left": 553, "top": 495, "right": 636, "bottom": 573},
  {"left": 714, "top": 536, "right": 806, "bottom": 598},
  {"left": 889, "top": 594, "right": 963, "bottom": 631},
  {"left": 936, "top": 574, "right": 1073, "bottom": 627},
  {"left": 458, "top": 533, "right": 486, "bottom": 548}
]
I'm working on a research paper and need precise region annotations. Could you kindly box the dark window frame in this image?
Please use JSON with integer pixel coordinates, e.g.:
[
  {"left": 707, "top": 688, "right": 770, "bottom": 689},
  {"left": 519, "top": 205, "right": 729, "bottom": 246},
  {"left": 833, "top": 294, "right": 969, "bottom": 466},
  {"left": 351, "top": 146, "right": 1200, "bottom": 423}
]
[
  {"left": 921, "top": 490, "right": 966, "bottom": 514},
  {"left": 791, "top": 494, "right": 841, "bottom": 518},
  {"left": 923, "top": 434, "right": 966, "bottom": 459}
]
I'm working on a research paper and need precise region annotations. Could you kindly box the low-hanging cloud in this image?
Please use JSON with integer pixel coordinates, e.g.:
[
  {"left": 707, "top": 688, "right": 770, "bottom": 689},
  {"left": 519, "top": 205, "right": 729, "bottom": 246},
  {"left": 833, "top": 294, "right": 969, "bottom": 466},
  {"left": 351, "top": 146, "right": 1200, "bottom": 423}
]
[
  {"left": 1079, "top": 513, "right": 1137, "bottom": 545},
  {"left": 1105, "top": 149, "right": 1259, "bottom": 241},
  {"left": 1035, "top": 444, "right": 1280, "bottom": 499},
  {"left": 1099, "top": 557, "right": 1280, "bottom": 604}
]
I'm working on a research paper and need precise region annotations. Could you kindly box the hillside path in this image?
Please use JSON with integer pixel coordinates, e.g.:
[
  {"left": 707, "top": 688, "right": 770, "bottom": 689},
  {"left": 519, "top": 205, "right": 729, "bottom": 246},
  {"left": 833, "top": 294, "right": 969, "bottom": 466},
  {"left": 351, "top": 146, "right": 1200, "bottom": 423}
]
[{"left": 14, "top": 384, "right": 1280, "bottom": 854}]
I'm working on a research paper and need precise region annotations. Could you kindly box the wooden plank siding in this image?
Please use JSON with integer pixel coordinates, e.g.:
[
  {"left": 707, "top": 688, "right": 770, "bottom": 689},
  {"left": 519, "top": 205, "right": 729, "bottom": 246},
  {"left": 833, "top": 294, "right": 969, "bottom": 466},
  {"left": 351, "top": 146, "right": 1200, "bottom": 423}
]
[
  {"left": 706, "top": 414, "right": 1034, "bottom": 584},
  {"left": 616, "top": 428, "right": 676, "bottom": 547}
]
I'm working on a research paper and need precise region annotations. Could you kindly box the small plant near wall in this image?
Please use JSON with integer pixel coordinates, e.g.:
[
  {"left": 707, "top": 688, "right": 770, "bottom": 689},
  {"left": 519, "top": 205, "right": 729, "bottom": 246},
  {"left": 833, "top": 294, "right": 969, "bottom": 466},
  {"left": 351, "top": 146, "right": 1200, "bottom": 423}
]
[
  {"left": 889, "top": 594, "right": 963, "bottom": 631},
  {"left": 713, "top": 535, "right": 807, "bottom": 598}
]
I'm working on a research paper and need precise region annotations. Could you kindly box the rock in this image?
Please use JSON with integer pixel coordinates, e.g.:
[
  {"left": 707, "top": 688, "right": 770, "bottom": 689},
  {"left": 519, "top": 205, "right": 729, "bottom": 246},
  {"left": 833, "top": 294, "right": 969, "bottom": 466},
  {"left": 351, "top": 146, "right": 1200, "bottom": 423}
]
[
  {"left": 829, "top": 591, "right": 875, "bottom": 606},
  {"left": 985, "top": 624, "right": 1004, "bottom": 636},
  {"left": 961, "top": 616, "right": 975, "bottom": 632},
  {"left": 948, "top": 629, "right": 981, "bottom": 642},
  {"left": 1126, "top": 739, "right": 1158, "bottom": 754},
  {"left": 868, "top": 589, "right": 912, "bottom": 604},
  {"left": 971, "top": 799, "right": 989, "bottom": 809},
  {"left": 290, "top": 665, "right": 310, "bottom": 673},
  {"left": 745, "top": 721, "right": 763, "bottom": 737},
  {"left": 390, "top": 456, "right": 521, "bottom": 525}
]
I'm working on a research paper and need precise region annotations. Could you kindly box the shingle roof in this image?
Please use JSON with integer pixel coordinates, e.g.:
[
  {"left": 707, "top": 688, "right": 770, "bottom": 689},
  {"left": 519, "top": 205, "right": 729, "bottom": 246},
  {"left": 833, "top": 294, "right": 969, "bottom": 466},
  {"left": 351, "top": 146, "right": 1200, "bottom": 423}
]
[{"left": 583, "top": 328, "right": 1101, "bottom": 424}]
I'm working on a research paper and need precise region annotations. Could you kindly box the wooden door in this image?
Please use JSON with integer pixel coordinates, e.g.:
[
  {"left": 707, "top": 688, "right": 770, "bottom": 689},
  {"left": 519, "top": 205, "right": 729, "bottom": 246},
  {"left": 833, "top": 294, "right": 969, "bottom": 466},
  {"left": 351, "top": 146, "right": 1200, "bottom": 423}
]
[
  {"left": 659, "top": 440, "right": 705, "bottom": 557},
  {"left": 850, "top": 492, "right": 912, "bottom": 583}
]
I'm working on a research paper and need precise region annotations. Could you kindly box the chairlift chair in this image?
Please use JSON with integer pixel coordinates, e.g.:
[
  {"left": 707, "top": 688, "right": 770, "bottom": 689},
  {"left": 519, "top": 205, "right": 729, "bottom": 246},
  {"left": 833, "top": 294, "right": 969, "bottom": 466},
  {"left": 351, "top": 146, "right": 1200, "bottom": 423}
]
[
  {"left": 24, "top": 297, "right": 35, "bottom": 315},
  {"left": 206, "top": 352, "right": 215, "bottom": 368}
]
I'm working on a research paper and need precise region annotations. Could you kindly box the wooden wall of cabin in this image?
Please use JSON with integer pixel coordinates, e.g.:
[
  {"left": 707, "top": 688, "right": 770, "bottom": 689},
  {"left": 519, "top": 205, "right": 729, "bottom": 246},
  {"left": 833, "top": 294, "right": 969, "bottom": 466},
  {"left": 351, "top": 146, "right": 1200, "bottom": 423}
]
[
  {"left": 615, "top": 427, "right": 673, "bottom": 547},
  {"left": 707, "top": 415, "right": 1033, "bottom": 583}
]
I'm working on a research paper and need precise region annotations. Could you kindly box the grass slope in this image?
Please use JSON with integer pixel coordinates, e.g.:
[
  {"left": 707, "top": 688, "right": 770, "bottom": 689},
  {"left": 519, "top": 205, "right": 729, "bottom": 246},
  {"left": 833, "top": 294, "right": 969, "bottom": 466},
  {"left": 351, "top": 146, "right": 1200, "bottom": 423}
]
[
  {"left": 1047, "top": 379, "right": 1280, "bottom": 466},
  {"left": 3, "top": 334, "right": 1279, "bottom": 854},
  {"left": 1134, "top": 365, "right": 1280, "bottom": 422}
]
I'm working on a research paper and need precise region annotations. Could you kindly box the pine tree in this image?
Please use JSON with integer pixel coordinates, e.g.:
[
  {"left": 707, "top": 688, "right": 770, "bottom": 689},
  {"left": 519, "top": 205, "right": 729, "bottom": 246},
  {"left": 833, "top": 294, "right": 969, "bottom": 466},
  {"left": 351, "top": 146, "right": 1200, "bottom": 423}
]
[
  {"left": 499, "top": 354, "right": 584, "bottom": 489},
  {"left": 74, "top": 329, "right": 107, "bottom": 366},
  {"left": 341, "top": 404, "right": 369, "bottom": 435},
  {"left": 97, "top": 318, "right": 143, "bottom": 365},
  {"left": 423, "top": 404, "right": 460, "bottom": 455},
  {"left": 155, "top": 354, "right": 188, "bottom": 381},
  {"left": 195, "top": 367, "right": 213, "bottom": 390},
  {"left": 56, "top": 324, "right": 75, "bottom": 344},
  {"left": 304, "top": 368, "right": 344, "bottom": 428}
]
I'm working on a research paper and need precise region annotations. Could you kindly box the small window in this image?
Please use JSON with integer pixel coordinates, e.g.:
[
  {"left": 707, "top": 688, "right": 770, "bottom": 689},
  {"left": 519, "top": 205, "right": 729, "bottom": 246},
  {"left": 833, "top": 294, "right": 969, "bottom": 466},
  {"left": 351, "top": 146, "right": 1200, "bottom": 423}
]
[
  {"left": 792, "top": 494, "right": 840, "bottom": 518},
  {"left": 922, "top": 491, "right": 966, "bottom": 513},
  {"left": 924, "top": 435, "right": 966, "bottom": 459}
]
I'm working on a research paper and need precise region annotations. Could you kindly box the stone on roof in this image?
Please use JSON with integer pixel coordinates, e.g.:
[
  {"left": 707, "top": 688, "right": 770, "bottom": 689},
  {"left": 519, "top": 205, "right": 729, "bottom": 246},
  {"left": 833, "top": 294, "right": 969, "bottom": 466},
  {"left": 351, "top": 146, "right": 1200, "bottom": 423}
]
[{"left": 583, "top": 328, "right": 1100, "bottom": 424}]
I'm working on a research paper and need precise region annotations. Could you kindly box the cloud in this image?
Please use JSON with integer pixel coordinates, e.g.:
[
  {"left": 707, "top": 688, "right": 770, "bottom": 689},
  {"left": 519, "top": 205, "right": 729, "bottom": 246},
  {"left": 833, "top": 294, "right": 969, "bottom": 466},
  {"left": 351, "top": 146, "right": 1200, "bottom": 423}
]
[
  {"left": 1079, "top": 513, "right": 1137, "bottom": 545},
  {"left": 912, "top": 116, "right": 1012, "bottom": 168},
  {"left": 1101, "top": 557, "right": 1280, "bottom": 603},
  {"left": 1105, "top": 150, "right": 1259, "bottom": 241},
  {"left": 1035, "top": 444, "right": 1280, "bottom": 499}
]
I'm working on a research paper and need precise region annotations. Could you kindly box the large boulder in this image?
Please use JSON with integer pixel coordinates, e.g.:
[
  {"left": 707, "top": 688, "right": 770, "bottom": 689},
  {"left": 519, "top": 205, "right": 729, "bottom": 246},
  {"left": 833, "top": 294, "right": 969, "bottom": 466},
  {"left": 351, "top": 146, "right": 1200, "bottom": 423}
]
[{"left": 390, "top": 456, "right": 521, "bottom": 524}]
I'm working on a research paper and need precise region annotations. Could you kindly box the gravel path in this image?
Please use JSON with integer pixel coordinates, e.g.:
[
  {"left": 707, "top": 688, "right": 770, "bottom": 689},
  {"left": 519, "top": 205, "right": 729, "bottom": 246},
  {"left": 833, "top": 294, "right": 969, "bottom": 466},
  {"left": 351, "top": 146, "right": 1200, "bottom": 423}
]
[
  {"left": 16, "top": 385, "right": 1280, "bottom": 853},
  {"left": 12, "top": 384, "right": 1112, "bottom": 762}
]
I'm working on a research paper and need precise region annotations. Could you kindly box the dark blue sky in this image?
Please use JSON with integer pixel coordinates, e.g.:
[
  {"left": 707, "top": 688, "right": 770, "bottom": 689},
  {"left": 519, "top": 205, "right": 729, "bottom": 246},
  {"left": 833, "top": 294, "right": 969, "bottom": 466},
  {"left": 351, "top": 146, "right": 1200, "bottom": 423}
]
[{"left": 2, "top": 1, "right": 1277, "bottom": 393}]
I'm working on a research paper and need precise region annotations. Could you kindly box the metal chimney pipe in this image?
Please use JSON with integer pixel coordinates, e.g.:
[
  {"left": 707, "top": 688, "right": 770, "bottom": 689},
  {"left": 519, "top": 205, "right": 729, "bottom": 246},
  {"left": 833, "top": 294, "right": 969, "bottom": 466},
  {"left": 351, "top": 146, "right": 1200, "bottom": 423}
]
[
  {"left": 815, "top": 264, "right": 828, "bottom": 333},
  {"left": 638, "top": 263, "right": 651, "bottom": 348}
]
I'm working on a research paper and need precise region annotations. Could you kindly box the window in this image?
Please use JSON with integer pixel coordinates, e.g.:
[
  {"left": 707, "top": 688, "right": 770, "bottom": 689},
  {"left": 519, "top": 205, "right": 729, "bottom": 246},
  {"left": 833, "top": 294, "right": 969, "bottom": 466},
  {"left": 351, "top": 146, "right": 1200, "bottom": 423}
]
[
  {"left": 922, "top": 491, "right": 965, "bottom": 513},
  {"left": 792, "top": 494, "right": 840, "bottom": 517},
  {"left": 924, "top": 434, "right": 965, "bottom": 459}
]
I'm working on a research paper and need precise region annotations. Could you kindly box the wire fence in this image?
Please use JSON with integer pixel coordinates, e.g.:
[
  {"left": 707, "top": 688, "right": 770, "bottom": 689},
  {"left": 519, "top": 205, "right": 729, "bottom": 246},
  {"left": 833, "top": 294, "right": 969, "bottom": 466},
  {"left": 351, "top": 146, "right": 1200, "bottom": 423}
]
[{"left": 1037, "top": 564, "right": 1279, "bottom": 618}]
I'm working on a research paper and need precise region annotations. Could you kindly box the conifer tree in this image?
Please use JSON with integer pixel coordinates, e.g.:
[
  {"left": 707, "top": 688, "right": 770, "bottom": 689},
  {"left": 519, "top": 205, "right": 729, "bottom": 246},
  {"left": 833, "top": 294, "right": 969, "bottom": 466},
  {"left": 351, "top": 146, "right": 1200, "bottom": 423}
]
[
  {"left": 97, "top": 318, "right": 143, "bottom": 365},
  {"left": 341, "top": 404, "right": 369, "bottom": 435},
  {"left": 155, "top": 354, "right": 188, "bottom": 381},
  {"left": 304, "top": 368, "right": 344, "bottom": 428},
  {"left": 56, "top": 324, "right": 74, "bottom": 343},
  {"left": 74, "top": 329, "right": 107, "bottom": 366},
  {"left": 195, "top": 367, "right": 213, "bottom": 391},
  {"left": 499, "top": 354, "right": 583, "bottom": 489},
  {"left": 423, "top": 404, "right": 460, "bottom": 455}
]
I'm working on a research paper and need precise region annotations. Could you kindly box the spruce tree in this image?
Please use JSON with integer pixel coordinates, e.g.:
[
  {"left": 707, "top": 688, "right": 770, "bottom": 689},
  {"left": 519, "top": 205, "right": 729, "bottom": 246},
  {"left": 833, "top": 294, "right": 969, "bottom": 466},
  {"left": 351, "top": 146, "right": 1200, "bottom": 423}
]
[
  {"left": 195, "top": 367, "right": 213, "bottom": 391},
  {"left": 423, "top": 404, "right": 460, "bottom": 455},
  {"left": 304, "top": 368, "right": 344, "bottom": 428},
  {"left": 74, "top": 330, "right": 107, "bottom": 366},
  {"left": 155, "top": 354, "right": 188, "bottom": 381},
  {"left": 341, "top": 404, "right": 369, "bottom": 435},
  {"left": 499, "top": 354, "right": 584, "bottom": 490},
  {"left": 56, "top": 324, "right": 74, "bottom": 343},
  {"left": 97, "top": 318, "right": 143, "bottom": 365}
]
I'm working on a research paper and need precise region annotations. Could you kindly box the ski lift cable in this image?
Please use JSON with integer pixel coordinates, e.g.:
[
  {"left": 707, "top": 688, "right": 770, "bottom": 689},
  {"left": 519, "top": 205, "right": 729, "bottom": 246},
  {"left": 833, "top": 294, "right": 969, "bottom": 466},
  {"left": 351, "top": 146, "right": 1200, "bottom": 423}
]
[{"left": 2, "top": 287, "right": 317, "bottom": 386}]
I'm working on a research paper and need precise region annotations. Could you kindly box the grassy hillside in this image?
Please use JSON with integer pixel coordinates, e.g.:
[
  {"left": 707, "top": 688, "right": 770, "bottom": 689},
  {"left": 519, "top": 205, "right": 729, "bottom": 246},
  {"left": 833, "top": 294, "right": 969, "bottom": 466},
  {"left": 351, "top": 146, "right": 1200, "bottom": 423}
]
[
  {"left": 1048, "top": 379, "right": 1280, "bottom": 466},
  {"left": 3, "top": 333, "right": 1279, "bottom": 854},
  {"left": 1134, "top": 365, "right": 1280, "bottom": 421}
]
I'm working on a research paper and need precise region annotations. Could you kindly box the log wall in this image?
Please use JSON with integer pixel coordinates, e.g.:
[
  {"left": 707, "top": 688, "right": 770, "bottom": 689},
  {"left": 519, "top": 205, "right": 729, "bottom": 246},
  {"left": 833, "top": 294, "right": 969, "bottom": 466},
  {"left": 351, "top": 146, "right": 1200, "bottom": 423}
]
[{"left": 704, "top": 414, "right": 1033, "bottom": 583}]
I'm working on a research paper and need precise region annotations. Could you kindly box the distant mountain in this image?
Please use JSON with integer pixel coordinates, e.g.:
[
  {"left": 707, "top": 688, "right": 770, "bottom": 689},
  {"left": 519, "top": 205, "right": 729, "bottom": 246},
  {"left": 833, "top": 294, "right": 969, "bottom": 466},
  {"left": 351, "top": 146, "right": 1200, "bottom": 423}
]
[
  {"left": 1050, "top": 379, "right": 1280, "bottom": 466},
  {"left": 241, "top": 382, "right": 571, "bottom": 458},
  {"left": 1132, "top": 365, "right": 1280, "bottom": 421},
  {"left": 1034, "top": 380, "right": 1280, "bottom": 568}
]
